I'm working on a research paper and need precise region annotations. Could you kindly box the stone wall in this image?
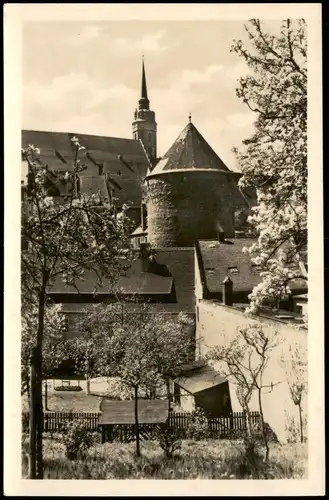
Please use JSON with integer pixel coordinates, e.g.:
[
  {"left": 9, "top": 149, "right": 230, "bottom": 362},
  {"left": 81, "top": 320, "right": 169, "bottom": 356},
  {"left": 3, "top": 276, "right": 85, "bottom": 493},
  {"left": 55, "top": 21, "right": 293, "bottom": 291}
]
[
  {"left": 196, "top": 299, "right": 308, "bottom": 442},
  {"left": 146, "top": 171, "right": 247, "bottom": 247}
]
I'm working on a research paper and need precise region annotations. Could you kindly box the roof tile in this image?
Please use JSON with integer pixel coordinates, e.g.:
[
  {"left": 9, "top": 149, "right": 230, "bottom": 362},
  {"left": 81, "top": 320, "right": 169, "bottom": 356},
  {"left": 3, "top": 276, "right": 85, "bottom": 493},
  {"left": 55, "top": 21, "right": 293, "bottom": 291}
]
[{"left": 147, "top": 121, "right": 230, "bottom": 178}]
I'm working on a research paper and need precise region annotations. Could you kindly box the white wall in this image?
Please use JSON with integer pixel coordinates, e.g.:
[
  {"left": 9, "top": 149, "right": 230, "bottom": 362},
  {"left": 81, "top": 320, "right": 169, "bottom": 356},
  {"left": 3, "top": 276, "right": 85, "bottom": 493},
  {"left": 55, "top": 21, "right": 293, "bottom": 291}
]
[{"left": 196, "top": 299, "right": 308, "bottom": 443}]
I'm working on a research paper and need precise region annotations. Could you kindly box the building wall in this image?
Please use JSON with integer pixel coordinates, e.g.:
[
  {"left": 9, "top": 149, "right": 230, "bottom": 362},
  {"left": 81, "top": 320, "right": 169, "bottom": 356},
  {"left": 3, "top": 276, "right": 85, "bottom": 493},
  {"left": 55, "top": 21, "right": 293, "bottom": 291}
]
[
  {"left": 173, "top": 384, "right": 195, "bottom": 413},
  {"left": 196, "top": 300, "right": 308, "bottom": 442},
  {"left": 146, "top": 172, "right": 246, "bottom": 247},
  {"left": 195, "top": 383, "right": 232, "bottom": 417}
]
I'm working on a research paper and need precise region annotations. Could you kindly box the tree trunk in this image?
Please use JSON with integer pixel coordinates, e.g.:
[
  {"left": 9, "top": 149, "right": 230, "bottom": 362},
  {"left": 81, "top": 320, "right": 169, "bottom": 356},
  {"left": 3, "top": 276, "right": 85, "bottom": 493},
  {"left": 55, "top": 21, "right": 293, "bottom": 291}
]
[
  {"left": 134, "top": 385, "right": 141, "bottom": 457},
  {"left": 244, "top": 406, "right": 252, "bottom": 439},
  {"left": 298, "top": 403, "right": 304, "bottom": 443},
  {"left": 258, "top": 387, "right": 269, "bottom": 460},
  {"left": 28, "top": 349, "right": 37, "bottom": 479},
  {"left": 34, "top": 287, "right": 46, "bottom": 479},
  {"left": 44, "top": 380, "right": 48, "bottom": 411},
  {"left": 166, "top": 377, "right": 171, "bottom": 412}
]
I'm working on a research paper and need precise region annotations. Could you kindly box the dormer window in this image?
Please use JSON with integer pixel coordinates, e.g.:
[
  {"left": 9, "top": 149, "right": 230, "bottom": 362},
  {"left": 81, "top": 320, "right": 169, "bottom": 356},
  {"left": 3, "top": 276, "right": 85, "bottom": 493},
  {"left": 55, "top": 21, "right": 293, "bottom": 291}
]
[{"left": 251, "top": 264, "right": 262, "bottom": 272}]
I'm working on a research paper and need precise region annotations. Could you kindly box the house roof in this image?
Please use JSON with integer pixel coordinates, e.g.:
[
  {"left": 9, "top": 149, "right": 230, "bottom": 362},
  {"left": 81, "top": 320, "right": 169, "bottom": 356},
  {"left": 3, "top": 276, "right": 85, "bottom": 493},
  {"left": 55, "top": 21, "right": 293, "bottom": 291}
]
[
  {"left": 131, "top": 225, "right": 148, "bottom": 237},
  {"left": 196, "top": 239, "right": 307, "bottom": 295},
  {"left": 22, "top": 130, "right": 150, "bottom": 207},
  {"left": 99, "top": 399, "right": 169, "bottom": 424},
  {"left": 146, "top": 121, "right": 232, "bottom": 179},
  {"left": 48, "top": 248, "right": 195, "bottom": 313},
  {"left": 174, "top": 366, "right": 227, "bottom": 395}
]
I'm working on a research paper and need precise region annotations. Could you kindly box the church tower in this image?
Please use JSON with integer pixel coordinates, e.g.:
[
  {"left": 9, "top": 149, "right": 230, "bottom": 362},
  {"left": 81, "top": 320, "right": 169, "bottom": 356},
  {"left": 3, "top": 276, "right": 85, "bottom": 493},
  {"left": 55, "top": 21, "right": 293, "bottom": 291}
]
[{"left": 132, "top": 58, "right": 157, "bottom": 167}]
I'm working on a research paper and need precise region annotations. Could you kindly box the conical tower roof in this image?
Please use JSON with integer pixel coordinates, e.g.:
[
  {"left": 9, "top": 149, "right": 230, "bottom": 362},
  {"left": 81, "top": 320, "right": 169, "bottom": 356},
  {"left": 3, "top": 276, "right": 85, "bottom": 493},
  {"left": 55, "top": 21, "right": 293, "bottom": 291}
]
[{"left": 146, "top": 119, "right": 231, "bottom": 178}]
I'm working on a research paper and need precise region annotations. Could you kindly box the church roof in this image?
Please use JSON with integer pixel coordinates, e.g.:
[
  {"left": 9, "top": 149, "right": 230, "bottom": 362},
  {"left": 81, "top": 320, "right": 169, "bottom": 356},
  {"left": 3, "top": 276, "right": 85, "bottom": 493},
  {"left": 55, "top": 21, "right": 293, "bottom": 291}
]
[
  {"left": 146, "top": 121, "right": 231, "bottom": 179},
  {"left": 22, "top": 130, "right": 151, "bottom": 208}
]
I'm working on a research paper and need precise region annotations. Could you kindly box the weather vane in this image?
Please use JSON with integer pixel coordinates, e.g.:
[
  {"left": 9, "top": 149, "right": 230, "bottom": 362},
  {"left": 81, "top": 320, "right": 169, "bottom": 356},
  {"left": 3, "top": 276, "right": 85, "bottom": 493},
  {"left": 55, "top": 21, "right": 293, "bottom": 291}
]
[{"left": 188, "top": 112, "right": 192, "bottom": 123}]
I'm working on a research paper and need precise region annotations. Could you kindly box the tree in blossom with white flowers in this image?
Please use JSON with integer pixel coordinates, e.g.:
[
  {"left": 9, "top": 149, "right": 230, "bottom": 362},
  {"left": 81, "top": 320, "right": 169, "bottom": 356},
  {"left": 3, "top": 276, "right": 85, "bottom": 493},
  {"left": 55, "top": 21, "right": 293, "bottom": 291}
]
[
  {"left": 231, "top": 19, "right": 307, "bottom": 314},
  {"left": 21, "top": 137, "right": 129, "bottom": 479}
]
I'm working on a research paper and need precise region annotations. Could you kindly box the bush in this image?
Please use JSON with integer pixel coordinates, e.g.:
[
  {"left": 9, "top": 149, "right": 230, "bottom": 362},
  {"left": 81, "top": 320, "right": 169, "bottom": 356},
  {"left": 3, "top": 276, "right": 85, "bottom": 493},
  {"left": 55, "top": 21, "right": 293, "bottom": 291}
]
[
  {"left": 54, "top": 385, "right": 82, "bottom": 392},
  {"left": 157, "top": 425, "right": 182, "bottom": 458},
  {"left": 62, "top": 420, "right": 94, "bottom": 460},
  {"left": 186, "top": 408, "right": 210, "bottom": 440}
]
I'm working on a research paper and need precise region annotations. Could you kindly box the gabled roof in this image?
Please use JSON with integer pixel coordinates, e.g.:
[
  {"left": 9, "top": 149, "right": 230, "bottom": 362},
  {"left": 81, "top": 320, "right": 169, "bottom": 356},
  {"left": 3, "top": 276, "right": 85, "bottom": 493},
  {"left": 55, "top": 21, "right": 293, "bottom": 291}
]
[
  {"left": 174, "top": 366, "right": 227, "bottom": 395},
  {"left": 146, "top": 121, "right": 231, "bottom": 179},
  {"left": 131, "top": 225, "right": 148, "bottom": 237},
  {"left": 48, "top": 248, "right": 195, "bottom": 313},
  {"left": 22, "top": 130, "right": 150, "bottom": 207},
  {"left": 99, "top": 399, "right": 169, "bottom": 424},
  {"left": 196, "top": 239, "right": 308, "bottom": 295}
]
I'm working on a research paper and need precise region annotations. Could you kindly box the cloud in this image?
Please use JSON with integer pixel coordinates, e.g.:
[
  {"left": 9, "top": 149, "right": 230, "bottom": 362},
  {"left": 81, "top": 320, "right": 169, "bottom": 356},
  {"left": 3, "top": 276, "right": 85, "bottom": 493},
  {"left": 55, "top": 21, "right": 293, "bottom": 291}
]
[
  {"left": 110, "top": 29, "right": 172, "bottom": 55},
  {"left": 67, "top": 25, "right": 103, "bottom": 45},
  {"left": 23, "top": 72, "right": 135, "bottom": 133},
  {"left": 226, "top": 111, "right": 255, "bottom": 130},
  {"left": 179, "top": 64, "right": 224, "bottom": 89}
]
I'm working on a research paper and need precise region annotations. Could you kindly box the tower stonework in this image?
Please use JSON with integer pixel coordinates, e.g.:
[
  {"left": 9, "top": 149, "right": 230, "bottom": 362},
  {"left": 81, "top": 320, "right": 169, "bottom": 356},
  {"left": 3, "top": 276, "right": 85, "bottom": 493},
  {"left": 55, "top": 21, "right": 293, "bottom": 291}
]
[
  {"left": 145, "top": 120, "right": 249, "bottom": 247},
  {"left": 132, "top": 59, "right": 157, "bottom": 167}
]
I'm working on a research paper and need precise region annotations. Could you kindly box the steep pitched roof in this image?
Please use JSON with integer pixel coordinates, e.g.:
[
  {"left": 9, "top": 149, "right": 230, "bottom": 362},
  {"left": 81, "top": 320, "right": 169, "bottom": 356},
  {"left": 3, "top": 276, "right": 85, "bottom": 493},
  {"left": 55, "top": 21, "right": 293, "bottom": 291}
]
[
  {"left": 197, "top": 239, "right": 308, "bottom": 295},
  {"left": 99, "top": 399, "right": 169, "bottom": 424},
  {"left": 22, "top": 130, "right": 150, "bottom": 207},
  {"left": 147, "top": 121, "right": 231, "bottom": 178}
]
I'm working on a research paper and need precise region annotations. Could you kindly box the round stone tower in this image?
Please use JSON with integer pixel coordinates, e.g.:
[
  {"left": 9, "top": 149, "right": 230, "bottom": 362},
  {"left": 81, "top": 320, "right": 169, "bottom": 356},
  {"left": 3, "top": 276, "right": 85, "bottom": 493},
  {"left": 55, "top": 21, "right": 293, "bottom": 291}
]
[{"left": 145, "top": 117, "right": 247, "bottom": 247}]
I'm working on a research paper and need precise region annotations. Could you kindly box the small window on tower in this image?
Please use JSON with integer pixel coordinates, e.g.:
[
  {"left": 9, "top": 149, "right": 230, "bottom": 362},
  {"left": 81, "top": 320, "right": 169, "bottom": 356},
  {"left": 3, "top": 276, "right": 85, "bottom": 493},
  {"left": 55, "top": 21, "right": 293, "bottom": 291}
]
[{"left": 148, "top": 133, "right": 152, "bottom": 142}]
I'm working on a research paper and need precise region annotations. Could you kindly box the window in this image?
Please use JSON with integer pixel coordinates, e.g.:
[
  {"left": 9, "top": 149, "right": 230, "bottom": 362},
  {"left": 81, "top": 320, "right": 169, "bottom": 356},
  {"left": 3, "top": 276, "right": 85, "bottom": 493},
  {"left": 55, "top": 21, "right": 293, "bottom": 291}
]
[
  {"left": 228, "top": 266, "right": 239, "bottom": 275},
  {"left": 148, "top": 132, "right": 152, "bottom": 142},
  {"left": 173, "top": 384, "right": 181, "bottom": 406},
  {"left": 251, "top": 264, "right": 262, "bottom": 272}
]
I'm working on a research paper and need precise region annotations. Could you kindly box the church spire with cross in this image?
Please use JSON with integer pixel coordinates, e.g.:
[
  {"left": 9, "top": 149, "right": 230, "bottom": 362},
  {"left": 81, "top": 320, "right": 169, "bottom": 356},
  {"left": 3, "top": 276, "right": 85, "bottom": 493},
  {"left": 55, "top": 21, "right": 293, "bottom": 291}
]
[{"left": 133, "top": 57, "right": 157, "bottom": 167}]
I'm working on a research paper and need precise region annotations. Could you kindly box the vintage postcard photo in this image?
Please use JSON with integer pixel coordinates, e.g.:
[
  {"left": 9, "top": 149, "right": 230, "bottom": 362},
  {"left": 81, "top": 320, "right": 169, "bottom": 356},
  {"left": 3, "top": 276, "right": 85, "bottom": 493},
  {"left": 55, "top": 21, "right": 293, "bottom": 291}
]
[{"left": 4, "top": 3, "right": 324, "bottom": 496}]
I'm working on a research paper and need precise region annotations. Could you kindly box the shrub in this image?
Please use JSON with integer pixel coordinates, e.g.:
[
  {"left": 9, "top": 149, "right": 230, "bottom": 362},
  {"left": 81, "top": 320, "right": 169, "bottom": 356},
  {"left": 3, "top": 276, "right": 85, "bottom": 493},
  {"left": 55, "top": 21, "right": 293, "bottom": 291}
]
[
  {"left": 186, "top": 408, "right": 210, "bottom": 440},
  {"left": 54, "top": 385, "right": 82, "bottom": 392},
  {"left": 62, "top": 419, "right": 95, "bottom": 460},
  {"left": 157, "top": 425, "right": 182, "bottom": 458}
]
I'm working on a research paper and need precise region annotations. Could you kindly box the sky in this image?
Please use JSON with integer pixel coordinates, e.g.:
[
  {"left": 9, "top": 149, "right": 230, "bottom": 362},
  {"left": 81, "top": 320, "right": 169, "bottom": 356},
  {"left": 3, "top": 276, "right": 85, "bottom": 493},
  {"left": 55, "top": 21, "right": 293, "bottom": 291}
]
[{"left": 22, "top": 20, "right": 281, "bottom": 171}]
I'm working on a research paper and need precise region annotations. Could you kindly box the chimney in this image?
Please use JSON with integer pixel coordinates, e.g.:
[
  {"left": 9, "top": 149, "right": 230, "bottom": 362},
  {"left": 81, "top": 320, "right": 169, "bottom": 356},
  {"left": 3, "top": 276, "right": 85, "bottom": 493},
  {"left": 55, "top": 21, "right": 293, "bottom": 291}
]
[
  {"left": 218, "top": 230, "right": 225, "bottom": 243},
  {"left": 222, "top": 276, "right": 233, "bottom": 306},
  {"left": 141, "top": 203, "right": 147, "bottom": 232}
]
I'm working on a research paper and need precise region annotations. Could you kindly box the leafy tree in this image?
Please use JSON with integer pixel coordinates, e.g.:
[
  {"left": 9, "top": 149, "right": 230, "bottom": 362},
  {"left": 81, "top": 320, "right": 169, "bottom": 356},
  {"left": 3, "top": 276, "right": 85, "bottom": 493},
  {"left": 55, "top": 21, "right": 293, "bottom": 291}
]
[
  {"left": 21, "top": 301, "right": 69, "bottom": 403},
  {"left": 280, "top": 341, "right": 307, "bottom": 443},
  {"left": 208, "top": 324, "right": 281, "bottom": 460},
  {"left": 231, "top": 19, "right": 307, "bottom": 313},
  {"left": 21, "top": 138, "right": 128, "bottom": 479},
  {"left": 73, "top": 302, "right": 196, "bottom": 457}
]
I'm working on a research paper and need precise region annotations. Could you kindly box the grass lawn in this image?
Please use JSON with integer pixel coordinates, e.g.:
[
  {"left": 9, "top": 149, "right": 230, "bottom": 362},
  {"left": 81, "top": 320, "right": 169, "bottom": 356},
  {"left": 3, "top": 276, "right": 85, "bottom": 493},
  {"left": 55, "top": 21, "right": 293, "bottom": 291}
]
[
  {"left": 21, "top": 437, "right": 308, "bottom": 480},
  {"left": 22, "top": 392, "right": 102, "bottom": 412}
]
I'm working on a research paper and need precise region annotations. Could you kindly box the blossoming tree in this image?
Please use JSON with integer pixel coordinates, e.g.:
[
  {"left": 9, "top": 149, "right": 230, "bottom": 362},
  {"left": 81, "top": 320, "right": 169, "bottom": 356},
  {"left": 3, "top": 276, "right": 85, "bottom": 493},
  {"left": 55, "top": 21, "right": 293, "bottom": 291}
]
[
  {"left": 70, "top": 302, "right": 196, "bottom": 457},
  {"left": 231, "top": 19, "right": 308, "bottom": 313},
  {"left": 21, "top": 137, "right": 129, "bottom": 479}
]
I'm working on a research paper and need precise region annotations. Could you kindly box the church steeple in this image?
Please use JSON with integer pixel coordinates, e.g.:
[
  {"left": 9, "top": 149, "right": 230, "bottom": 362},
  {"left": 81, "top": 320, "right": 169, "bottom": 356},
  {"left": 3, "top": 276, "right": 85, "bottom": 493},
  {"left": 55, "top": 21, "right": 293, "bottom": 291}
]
[
  {"left": 139, "top": 57, "right": 149, "bottom": 110},
  {"left": 133, "top": 57, "right": 157, "bottom": 167}
]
